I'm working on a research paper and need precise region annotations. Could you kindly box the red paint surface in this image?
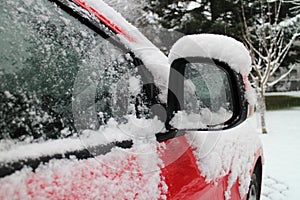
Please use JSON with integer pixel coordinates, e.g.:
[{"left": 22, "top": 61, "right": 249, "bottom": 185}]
[
  {"left": 223, "top": 174, "right": 242, "bottom": 200},
  {"left": 0, "top": 154, "right": 165, "bottom": 199},
  {"left": 159, "top": 135, "right": 224, "bottom": 200}
]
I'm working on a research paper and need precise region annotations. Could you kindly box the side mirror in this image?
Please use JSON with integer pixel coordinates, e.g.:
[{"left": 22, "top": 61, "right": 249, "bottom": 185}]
[{"left": 166, "top": 34, "right": 251, "bottom": 131}]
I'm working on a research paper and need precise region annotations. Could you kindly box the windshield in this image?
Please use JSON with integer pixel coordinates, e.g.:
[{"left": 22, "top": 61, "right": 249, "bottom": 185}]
[{"left": 0, "top": 0, "right": 154, "bottom": 146}]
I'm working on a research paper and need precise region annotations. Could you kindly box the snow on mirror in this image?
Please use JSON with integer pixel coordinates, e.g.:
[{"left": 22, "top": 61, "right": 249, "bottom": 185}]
[{"left": 170, "top": 61, "right": 233, "bottom": 129}]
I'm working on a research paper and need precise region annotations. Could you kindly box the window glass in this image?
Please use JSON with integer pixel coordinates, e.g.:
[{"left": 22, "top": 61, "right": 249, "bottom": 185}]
[
  {"left": 170, "top": 62, "right": 233, "bottom": 129},
  {"left": 0, "top": 0, "right": 141, "bottom": 143}
]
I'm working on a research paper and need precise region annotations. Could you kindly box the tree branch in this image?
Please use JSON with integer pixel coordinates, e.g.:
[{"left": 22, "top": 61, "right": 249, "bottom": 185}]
[
  {"left": 267, "top": 64, "right": 296, "bottom": 87},
  {"left": 271, "top": 32, "right": 300, "bottom": 76},
  {"left": 274, "top": 0, "right": 282, "bottom": 25}
]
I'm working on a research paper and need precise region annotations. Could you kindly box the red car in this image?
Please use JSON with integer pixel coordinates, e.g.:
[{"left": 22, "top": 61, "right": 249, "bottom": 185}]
[{"left": 0, "top": 0, "right": 263, "bottom": 199}]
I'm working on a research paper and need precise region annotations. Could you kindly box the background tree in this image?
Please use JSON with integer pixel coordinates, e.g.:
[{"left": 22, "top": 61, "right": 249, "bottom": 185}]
[
  {"left": 144, "top": 1, "right": 249, "bottom": 40},
  {"left": 284, "top": 0, "right": 300, "bottom": 14},
  {"left": 140, "top": 1, "right": 246, "bottom": 53},
  {"left": 241, "top": 0, "right": 300, "bottom": 133}
]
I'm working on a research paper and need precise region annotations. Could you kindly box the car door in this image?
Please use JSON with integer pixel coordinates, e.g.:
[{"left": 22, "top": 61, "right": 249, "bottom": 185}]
[{"left": 0, "top": 0, "right": 199, "bottom": 199}]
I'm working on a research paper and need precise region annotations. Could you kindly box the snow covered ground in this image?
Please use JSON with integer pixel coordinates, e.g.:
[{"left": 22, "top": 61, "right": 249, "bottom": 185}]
[{"left": 253, "top": 104, "right": 300, "bottom": 199}]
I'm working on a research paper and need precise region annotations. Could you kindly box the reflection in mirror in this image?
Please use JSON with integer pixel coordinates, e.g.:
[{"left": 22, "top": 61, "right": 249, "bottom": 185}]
[{"left": 170, "top": 61, "right": 233, "bottom": 129}]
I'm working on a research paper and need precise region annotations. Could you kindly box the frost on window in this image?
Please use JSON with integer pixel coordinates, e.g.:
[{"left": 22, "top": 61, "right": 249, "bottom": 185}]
[
  {"left": 0, "top": 0, "right": 93, "bottom": 142},
  {"left": 170, "top": 62, "right": 233, "bottom": 129},
  {"left": 0, "top": 0, "right": 149, "bottom": 143},
  {"left": 73, "top": 45, "right": 145, "bottom": 131}
]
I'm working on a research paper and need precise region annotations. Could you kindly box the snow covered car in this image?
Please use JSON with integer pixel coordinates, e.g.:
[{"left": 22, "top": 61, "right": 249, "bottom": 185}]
[{"left": 0, "top": 0, "right": 263, "bottom": 199}]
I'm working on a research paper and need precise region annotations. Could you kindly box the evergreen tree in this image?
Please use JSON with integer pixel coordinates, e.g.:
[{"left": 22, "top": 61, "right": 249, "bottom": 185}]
[
  {"left": 144, "top": 0, "right": 297, "bottom": 41},
  {"left": 144, "top": 0, "right": 244, "bottom": 39}
]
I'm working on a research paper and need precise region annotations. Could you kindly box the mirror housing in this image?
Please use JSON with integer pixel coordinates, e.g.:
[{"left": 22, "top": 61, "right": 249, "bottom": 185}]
[
  {"left": 166, "top": 57, "right": 247, "bottom": 131},
  {"left": 166, "top": 34, "right": 252, "bottom": 131}
]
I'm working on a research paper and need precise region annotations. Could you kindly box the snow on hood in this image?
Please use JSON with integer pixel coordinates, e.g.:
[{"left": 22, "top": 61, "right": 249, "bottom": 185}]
[
  {"left": 82, "top": 0, "right": 170, "bottom": 102},
  {"left": 168, "top": 34, "right": 252, "bottom": 76}
]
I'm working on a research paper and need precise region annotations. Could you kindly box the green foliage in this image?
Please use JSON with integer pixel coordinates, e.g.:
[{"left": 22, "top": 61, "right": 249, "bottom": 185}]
[
  {"left": 144, "top": 0, "right": 298, "bottom": 41},
  {"left": 145, "top": 0, "right": 245, "bottom": 39},
  {"left": 266, "top": 95, "right": 300, "bottom": 110}
]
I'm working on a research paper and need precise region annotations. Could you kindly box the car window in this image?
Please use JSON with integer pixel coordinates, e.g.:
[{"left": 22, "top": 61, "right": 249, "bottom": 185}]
[{"left": 0, "top": 0, "right": 144, "bottom": 144}]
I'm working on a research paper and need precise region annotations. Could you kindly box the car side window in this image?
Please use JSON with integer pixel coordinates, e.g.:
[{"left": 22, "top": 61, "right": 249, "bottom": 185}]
[{"left": 0, "top": 0, "right": 143, "bottom": 143}]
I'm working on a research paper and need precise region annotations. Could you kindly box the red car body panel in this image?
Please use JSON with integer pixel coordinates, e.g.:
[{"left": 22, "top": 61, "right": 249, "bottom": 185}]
[
  {"left": 160, "top": 135, "right": 256, "bottom": 200},
  {"left": 160, "top": 136, "right": 217, "bottom": 199},
  {"left": 0, "top": 152, "right": 163, "bottom": 199}
]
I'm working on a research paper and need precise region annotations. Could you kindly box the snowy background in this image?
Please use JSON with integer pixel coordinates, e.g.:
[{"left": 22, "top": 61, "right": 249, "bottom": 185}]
[{"left": 253, "top": 91, "right": 300, "bottom": 200}]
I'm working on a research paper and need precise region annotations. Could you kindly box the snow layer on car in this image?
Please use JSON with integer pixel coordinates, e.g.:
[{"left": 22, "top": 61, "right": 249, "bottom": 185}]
[
  {"left": 168, "top": 34, "right": 252, "bottom": 76},
  {"left": 0, "top": 141, "right": 167, "bottom": 199},
  {"left": 0, "top": 116, "right": 164, "bottom": 163},
  {"left": 185, "top": 118, "right": 262, "bottom": 199},
  {"left": 170, "top": 108, "right": 232, "bottom": 129}
]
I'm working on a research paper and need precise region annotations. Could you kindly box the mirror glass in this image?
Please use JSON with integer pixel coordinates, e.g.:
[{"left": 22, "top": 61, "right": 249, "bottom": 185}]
[{"left": 170, "top": 61, "right": 234, "bottom": 129}]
